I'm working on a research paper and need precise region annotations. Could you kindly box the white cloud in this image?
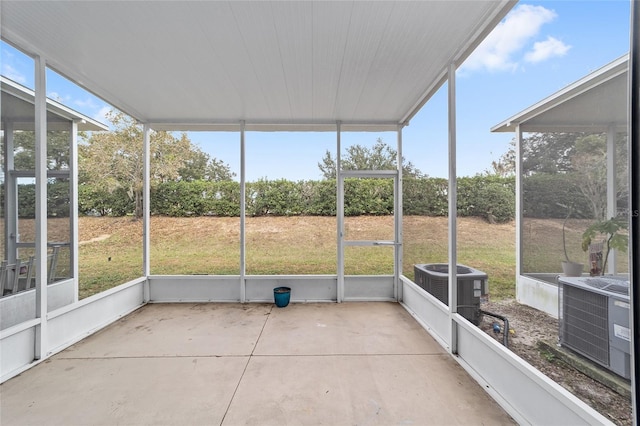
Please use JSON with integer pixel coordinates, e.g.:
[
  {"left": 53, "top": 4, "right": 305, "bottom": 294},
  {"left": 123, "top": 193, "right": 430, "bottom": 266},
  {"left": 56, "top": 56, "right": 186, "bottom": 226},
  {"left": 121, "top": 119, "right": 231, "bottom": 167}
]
[
  {"left": 524, "top": 36, "right": 571, "bottom": 63},
  {"left": 75, "top": 97, "right": 99, "bottom": 109},
  {"left": 2, "top": 64, "right": 27, "bottom": 84},
  {"left": 48, "top": 91, "right": 62, "bottom": 101},
  {"left": 461, "top": 4, "right": 558, "bottom": 73},
  {"left": 94, "top": 106, "right": 112, "bottom": 124}
]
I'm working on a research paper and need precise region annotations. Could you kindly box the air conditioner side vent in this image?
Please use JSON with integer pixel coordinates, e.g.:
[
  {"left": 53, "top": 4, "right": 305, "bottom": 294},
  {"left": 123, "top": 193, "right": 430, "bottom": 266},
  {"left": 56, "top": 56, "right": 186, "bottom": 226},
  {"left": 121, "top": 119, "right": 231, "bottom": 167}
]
[{"left": 562, "top": 284, "right": 609, "bottom": 366}]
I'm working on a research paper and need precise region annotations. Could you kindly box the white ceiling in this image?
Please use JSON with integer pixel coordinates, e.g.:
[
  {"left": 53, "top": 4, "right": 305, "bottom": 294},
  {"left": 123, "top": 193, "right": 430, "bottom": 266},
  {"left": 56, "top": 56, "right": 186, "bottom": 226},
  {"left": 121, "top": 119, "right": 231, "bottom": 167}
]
[
  {"left": 492, "top": 55, "right": 629, "bottom": 134},
  {"left": 1, "top": 1, "right": 515, "bottom": 131}
]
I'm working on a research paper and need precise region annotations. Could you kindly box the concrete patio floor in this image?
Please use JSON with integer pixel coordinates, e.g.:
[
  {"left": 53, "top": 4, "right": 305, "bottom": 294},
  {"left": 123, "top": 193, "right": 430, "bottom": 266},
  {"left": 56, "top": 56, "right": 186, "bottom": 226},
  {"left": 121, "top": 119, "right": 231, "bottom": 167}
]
[{"left": 1, "top": 302, "right": 515, "bottom": 425}]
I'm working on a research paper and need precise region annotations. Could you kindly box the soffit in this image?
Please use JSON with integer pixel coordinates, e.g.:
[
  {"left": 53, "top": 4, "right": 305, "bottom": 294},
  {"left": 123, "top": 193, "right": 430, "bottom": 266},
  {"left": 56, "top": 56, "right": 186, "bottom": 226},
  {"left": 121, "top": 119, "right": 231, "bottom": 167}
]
[
  {"left": 1, "top": 77, "right": 109, "bottom": 132},
  {"left": 492, "top": 55, "right": 629, "bottom": 134}
]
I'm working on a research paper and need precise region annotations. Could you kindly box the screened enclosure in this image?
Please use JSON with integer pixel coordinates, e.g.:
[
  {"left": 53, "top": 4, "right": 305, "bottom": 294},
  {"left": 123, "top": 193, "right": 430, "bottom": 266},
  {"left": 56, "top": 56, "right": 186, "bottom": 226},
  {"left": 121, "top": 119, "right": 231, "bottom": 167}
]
[{"left": 0, "top": 1, "right": 637, "bottom": 424}]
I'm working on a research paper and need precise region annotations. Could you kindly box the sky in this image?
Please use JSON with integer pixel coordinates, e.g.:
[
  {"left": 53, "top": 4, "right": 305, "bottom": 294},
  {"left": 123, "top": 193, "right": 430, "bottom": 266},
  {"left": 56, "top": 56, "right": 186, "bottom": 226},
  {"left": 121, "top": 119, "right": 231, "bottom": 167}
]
[{"left": 0, "top": 1, "right": 632, "bottom": 181}]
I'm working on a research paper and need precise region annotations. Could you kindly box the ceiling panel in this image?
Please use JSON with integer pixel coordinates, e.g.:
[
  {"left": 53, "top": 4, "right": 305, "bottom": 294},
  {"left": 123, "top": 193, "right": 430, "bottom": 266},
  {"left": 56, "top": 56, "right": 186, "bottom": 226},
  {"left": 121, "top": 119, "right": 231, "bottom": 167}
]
[{"left": 1, "top": 0, "right": 515, "bottom": 131}]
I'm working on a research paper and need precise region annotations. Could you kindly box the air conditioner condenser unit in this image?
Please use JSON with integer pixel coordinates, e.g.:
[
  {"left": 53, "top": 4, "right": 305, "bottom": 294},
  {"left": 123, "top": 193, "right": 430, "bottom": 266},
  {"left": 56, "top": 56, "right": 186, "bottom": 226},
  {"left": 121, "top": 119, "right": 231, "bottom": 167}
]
[{"left": 557, "top": 276, "right": 631, "bottom": 380}]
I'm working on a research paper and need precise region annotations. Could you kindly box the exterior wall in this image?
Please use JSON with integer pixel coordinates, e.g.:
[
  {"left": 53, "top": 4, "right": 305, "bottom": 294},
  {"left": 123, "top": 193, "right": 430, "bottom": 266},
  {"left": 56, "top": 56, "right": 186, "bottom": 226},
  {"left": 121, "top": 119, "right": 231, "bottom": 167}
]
[
  {"left": 517, "top": 274, "right": 560, "bottom": 318},
  {"left": 0, "top": 321, "right": 37, "bottom": 382},
  {"left": 149, "top": 276, "right": 242, "bottom": 302},
  {"left": 148, "top": 275, "right": 394, "bottom": 303},
  {"left": 0, "top": 279, "right": 145, "bottom": 383},
  {"left": 246, "top": 276, "right": 338, "bottom": 302},
  {"left": 0, "top": 279, "right": 75, "bottom": 330},
  {"left": 400, "top": 277, "right": 449, "bottom": 348},
  {"left": 344, "top": 276, "right": 394, "bottom": 301},
  {"left": 47, "top": 280, "right": 145, "bottom": 354}
]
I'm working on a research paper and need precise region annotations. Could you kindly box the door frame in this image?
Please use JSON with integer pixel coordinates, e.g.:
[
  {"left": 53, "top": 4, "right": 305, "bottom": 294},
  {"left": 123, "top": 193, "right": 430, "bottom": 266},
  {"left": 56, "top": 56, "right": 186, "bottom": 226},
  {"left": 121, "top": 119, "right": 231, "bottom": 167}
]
[{"left": 337, "top": 169, "right": 401, "bottom": 302}]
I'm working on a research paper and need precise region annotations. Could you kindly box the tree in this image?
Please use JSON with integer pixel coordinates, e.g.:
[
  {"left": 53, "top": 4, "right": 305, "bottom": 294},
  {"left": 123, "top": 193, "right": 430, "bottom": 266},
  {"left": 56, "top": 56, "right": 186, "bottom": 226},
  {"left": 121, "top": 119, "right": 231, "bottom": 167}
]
[
  {"left": 487, "top": 156, "right": 515, "bottom": 177},
  {"left": 206, "top": 157, "right": 236, "bottom": 181},
  {"left": 495, "top": 131, "right": 629, "bottom": 220},
  {"left": 178, "top": 146, "right": 236, "bottom": 182},
  {"left": 571, "top": 133, "right": 628, "bottom": 220},
  {"left": 178, "top": 147, "right": 210, "bottom": 182},
  {"left": 317, "top": 138, "right": 423, "bottom": 179},
  {"left": 79, "top": 111, "right": 193, "bottom": 218},
  {"left": 522, "top": 132, "right": 578, "bottom": 174},
  {"left": 493, "top": 132, "right": 579, "bottom": 176},
  {"left": 12, "top": 130, "right": 72, "bottom": 171}
]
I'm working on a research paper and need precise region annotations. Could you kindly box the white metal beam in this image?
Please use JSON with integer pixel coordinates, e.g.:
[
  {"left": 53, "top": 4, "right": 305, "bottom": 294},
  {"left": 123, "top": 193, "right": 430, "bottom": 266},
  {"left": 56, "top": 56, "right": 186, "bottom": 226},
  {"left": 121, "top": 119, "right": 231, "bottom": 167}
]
[
  {"left": 34, "top": 55, "right": 48, "bottom": 360},
  {"left": 515, "top": 124, "right": 523, "bottom": 278},
  {"left": 395, "top": 124, "right": 404, "bottom": 302},
  {"left": 142, "top": 123, "right": 151, "bottom": 302},
  {"left": 240, "top": 121, "right": 246, "bottom": 303},
  {"left": 70, "top": 120, "right": 79, "bottom": 303},
  {"left": 606, "top": 124, "right": 617, "bottom": 274},
  {"left": 627, "top": 0, "right": 639, "bottom": 419},
  {"left": 3, "top": 122, "right": 17, "bottom": 267},
  {"left": 447, "top": 63, "right": 458, "bottom": 355},
  {"left": 337, "top": 121, "right": 344, "bottom": 303}
]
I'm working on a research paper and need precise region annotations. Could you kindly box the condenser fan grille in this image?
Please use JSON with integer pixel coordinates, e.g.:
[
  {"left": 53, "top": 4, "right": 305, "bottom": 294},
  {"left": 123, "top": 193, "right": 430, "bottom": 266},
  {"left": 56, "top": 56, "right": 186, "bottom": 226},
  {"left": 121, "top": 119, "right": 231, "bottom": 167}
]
[{"left": 562, "top": 285, "right": 609, "bottom": 366}]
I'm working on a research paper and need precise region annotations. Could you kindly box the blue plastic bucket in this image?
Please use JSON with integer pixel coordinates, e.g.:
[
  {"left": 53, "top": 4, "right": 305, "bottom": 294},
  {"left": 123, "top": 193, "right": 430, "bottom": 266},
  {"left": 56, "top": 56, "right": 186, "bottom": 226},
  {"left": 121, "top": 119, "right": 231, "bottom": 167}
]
[{"left": 273, "top": 287, "right": 291, "bottom": 308}]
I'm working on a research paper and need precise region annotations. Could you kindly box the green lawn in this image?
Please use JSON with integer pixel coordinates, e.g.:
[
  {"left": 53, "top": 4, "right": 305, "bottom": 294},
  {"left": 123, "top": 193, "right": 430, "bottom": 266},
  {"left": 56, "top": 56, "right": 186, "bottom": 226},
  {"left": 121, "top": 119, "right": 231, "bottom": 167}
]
[{"left": 77, "top": 215, "right": 519, "bottom": 300}]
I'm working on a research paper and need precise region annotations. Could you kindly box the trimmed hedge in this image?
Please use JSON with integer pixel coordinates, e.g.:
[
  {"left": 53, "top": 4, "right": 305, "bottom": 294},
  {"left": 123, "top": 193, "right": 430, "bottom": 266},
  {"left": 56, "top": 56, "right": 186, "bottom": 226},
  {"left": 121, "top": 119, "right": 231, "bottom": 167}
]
[
  {"left": 522, "top": 173, "right": 592, "bottom": 218},
  {"left": 9, "top": 175, "right": 596, "bottom": 222},
  {"left": 1, "top": 181, "right": 73, "bottom": 218},
  {"left": 79, "top": 177, "right": 517, "bottom": 221},
  {"left": 149, "top": 178, "right": 453, "bottom": 218},
  {"left": 457, "top": 176, "right": 516, "bottom": 222},
  {"left": 78, "top": 185, "right": 132, "bottom": 217},
  {"left": 151, "top": 180, "right": 240, "bottom": 217},
  {"left": 402, "top": 177, "right": 448, "bottom": 216}
]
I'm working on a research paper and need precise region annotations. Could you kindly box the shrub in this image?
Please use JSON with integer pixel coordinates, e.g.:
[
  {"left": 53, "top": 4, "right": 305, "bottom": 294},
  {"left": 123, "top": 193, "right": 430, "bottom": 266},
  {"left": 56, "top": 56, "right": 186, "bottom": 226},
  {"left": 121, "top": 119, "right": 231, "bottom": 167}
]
[
  {"left": 79, "top": 185, "right": 132, "bottom": 216},
  {"left": 523, "top": 174, "right": 590, "bottom": 218},
  {"left": 402, "top": 177, "right": 448, "bottom": 216},
  {"left": 76, "top": 176, "right": 515, "bottom": 222},
  {"left": 475, "top": 182, "right": 515, "bottom": 223}
]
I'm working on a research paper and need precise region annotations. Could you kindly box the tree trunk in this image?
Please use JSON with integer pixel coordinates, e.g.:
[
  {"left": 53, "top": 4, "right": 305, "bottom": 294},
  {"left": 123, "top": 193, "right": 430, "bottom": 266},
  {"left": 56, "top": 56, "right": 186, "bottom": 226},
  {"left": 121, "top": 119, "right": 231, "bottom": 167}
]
[{"left": 135, "top": 189, "right": 143, "bottom": 218}]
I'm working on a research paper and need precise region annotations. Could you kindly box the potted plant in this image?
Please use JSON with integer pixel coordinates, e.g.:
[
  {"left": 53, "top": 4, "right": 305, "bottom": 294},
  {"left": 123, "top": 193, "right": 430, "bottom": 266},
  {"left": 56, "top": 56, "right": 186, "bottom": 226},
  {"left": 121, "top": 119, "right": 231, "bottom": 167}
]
[
  {"left": 560, "top": 205, "right": 584, "bottom": 276},
  {"left": 581, "top": 217, "right": 629, "bottom": 276}
]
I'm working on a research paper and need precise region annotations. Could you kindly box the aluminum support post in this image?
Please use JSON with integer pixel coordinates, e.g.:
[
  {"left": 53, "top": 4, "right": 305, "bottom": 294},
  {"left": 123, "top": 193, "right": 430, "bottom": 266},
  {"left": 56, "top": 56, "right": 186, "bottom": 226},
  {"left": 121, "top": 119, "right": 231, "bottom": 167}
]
[
  {"left": 607, "top": 124, "right": 618, "bottom": 274},
  {"left": 627, "top": 1, "right": 639, "bottom": 422},
  {"left": 447, "top": 63, "right": 458, "bottom": 354},
  {"left": 337, "top": 121, "right": 344, "bottom": 303},
  {"left": 515, "top": 125, "right": 524, "bottom": 278},
  {"left": 70, "top": 121, "right": 79, "bottom": 302},
  {"left": 3, "top": 121, "right": 17, "bottom": 267},
  {"left": 142, "top": 124, "right": 151, "bottom": 301},
  {"left": 395, "top": 124, "right": 404, "bottom": 301},
  {"left": 34, "top": 55, "right": 48, "bottom": 359},
  {"left": 240, "top": 121, "right": 246, "bottom": 303}
]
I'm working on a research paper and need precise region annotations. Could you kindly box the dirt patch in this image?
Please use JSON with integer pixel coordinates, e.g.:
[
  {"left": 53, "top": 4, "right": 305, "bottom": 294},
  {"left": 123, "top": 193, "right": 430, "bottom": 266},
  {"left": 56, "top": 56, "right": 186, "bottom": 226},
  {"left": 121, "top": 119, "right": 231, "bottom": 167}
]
[
  {"left": 79, "top": 234, "right": 110, "bottom": 245},
  {"left": 480, "top": 299, "right": 632, "bottom": 425},
  {"left": 79, "top": 216, "right": 142, "bottom": 241}
]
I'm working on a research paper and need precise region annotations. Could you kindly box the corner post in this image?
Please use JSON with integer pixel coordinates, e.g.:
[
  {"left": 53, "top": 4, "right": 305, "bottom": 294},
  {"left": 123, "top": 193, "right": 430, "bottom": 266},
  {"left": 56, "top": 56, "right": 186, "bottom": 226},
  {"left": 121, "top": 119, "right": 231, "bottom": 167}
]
[
  {"left": 395, "top": 124, "right": 404, "bottom": 301},
  {"left": 515, "top": 124, "right": 523, "bottom": 280},
  {"left": 70, "top": 120, "right": 79, "bottom": 302},
  {"left": 34, "top": 55, "right": 48, "bottom": 359},
  {"left": 336, "top": 121, "right": 344, "bottom": 303},
  {"left": 627, "top": 0, "right": 639, "bottom": 419},
  {"left": 606, "top": 123, "right": 618, "bottom": 274},
  {"left": 142, "top": 123, "right": 151, "bottom": 302},
  {"left": 447, "top": 62, "right": 458, "bottom": 354},
  {"left": 240, "top": 121, "right": 246, "bottom": 303}
]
